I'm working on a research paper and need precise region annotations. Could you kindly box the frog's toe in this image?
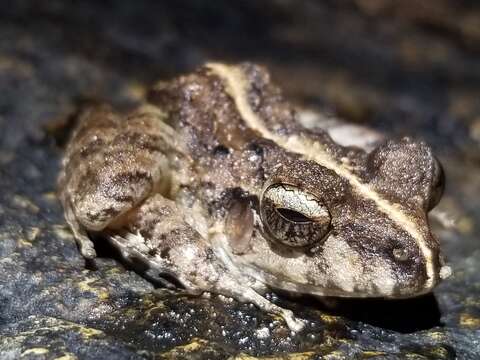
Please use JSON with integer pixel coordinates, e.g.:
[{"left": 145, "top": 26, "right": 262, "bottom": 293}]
[
  {"left": 76, "top": 234, "right": 97, "bottom": 259},
  {"left": 281, "top": 309, "right": 305, "bottom": 332},
  {"left": 80, "top": 245, "right": 97, "bottom": 259},
  {"left": 67, "top": 219, "right": 97, "bottom": 259}
]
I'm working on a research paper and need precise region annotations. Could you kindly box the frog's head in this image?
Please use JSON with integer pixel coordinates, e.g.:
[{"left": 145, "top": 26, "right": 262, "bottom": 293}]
[{"left": 228, "top": 137, "right": 450, "bottom": 298}]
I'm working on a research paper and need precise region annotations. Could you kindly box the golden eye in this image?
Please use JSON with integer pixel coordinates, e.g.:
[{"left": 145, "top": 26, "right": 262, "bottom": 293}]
[{"left": 260, "top": 184, "right": 331, "bottom": 247}]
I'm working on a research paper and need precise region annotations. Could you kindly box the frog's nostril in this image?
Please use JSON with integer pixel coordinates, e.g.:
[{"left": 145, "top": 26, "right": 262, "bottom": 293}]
[{"left": 392, "top": 247, "right": 409, "bottom": 262}]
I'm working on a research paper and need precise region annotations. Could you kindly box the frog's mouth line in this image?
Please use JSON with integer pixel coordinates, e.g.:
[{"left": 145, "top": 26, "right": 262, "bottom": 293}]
[{"left": 239, "top": 263, "right": 443, "bottom": 299}]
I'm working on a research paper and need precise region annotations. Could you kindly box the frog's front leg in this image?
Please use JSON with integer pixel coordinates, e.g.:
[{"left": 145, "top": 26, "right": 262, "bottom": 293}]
[
  {"left": 58, "top": 105, "right": 179, "bottom": 258},
  {"left": 109, "top": 194, "right": 305, "bottom": 331},
  {"left": 212, "top": 277, "right": 305, "bottom": 332},
  {"left": 106, "top": 194, "right": 217, "bottom": 292}
]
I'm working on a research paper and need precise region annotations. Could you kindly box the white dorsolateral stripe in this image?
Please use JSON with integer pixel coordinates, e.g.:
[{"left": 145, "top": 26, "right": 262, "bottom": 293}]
[{"left": 206, "top": 63, "right": 435, "bottom": 290}]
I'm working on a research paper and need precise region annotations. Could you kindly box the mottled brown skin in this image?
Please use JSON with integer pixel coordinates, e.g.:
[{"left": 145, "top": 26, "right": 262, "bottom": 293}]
[{"left": 58, "top": 62, "right": 448, "bottom": 331}]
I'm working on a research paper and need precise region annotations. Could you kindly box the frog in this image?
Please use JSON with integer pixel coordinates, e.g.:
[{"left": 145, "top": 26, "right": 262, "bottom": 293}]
[{"left": 58, "top": 62, "right": 451, "bottom": 331}]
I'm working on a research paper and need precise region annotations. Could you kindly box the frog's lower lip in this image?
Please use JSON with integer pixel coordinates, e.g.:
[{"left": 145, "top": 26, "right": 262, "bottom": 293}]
[
  {"left": 241, "top": 262, "right": 447, "bottom": 299},
  {"left": 270, "top": 281, "right": 443, "bottom": 299}
]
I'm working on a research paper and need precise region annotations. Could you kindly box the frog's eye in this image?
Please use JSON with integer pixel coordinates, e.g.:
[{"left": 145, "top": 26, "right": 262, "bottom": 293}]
[
  {"left": 427, "top": 157, "right": 445, "bottom": 211},
  {"left": 260, "top": 184, "right": 331, "bottom": 247}
]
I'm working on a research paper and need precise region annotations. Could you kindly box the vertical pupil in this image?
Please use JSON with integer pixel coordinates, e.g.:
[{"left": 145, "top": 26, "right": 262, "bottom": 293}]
[{"left": 275, "top": 208, "right": 311, "bottom": 223}]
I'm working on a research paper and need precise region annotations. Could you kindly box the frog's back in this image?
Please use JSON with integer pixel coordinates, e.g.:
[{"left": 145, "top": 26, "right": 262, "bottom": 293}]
[{"left": 146, "top": 63, "right": 344, "bottom": 196}]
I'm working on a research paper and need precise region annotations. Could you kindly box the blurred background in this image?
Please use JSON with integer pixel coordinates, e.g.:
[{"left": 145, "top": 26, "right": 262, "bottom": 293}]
[{"left": 0, "top": 1, "right": 479, "bottom": 358}]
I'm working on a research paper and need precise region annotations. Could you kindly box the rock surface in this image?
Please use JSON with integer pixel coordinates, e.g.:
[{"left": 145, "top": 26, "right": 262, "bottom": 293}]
[{"left": 0, "top": 1, "right": 479, "bottom": 359}]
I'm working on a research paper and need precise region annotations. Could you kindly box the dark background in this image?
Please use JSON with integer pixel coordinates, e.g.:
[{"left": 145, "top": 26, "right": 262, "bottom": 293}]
[{"left": 0, "top": 1, "right": 479, "bottom": 359}]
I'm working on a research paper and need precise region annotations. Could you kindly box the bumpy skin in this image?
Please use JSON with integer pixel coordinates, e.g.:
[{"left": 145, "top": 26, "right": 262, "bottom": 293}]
[{"left": 58, "top": 62, "right": 450, "bottom": 331}]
